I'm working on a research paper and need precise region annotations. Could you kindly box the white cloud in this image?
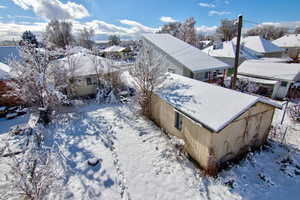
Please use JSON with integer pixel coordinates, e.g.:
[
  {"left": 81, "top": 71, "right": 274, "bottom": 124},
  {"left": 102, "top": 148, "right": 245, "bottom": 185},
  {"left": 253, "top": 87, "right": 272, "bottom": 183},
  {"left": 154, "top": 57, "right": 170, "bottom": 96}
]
[
  {"left": 0, "top": 18, "right": 158, "bottom": 41},
  {"left": 160, "top": 16, "right": 177, "bottom": 23},
  {"left": 198, "top": 3, "right": 215, "bottom": 8},
  {"left": 208, "top": 10, "right": 231, "bottom": 16},
  {"left": 196, "top": 25, "right": 218, "bottom": 34},
  {"left": 120, "top": 19, "right": 158, "bottom": 33},
  {"left": 11, "top": 0, "right": 90, "bottom": 20},
  {"left": 0, "top": 5, "right": 6, "bottom": 8},
  {"left": 261, "top": 21, "right": 300, "bottom": 29}
]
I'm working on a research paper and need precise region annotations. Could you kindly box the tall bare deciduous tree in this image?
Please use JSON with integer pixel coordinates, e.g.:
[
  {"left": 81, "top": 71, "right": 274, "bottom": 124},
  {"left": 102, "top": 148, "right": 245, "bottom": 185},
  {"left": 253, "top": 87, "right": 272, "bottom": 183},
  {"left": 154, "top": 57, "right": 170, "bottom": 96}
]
[
  {"left": 44, "top": 20, "right": 74, "bottom": 49},
  {"left": 78, "top": 27, "right": 95, "bottom": 49},
  {"left": 294, "top": 27, "right": 300, "bottom": 34},
  {"left": 129, "top": 43, "right": 167, "bottom": 117},
  {"left": 158, "top": 17, "right": 198, "bottom": 46},
  {"left": 216, "top": 19, "right": 238, "bottom": 41},
  {"left": 108, "top": 35, "right": 121, "bottom": 46},
  {"left": 8, "top": 42, "right": 69, "bottom": 110},
  {"left": 245, "top": 25, "right": 288, "bottom": 40}
]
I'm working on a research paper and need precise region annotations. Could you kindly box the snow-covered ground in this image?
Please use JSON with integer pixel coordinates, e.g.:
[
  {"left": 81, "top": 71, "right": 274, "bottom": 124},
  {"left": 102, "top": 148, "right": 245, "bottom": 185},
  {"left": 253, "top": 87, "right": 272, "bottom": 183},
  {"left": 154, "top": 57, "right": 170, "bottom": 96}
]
[{"left": 0, "top": 103, "right": 300, "bottom": 200}]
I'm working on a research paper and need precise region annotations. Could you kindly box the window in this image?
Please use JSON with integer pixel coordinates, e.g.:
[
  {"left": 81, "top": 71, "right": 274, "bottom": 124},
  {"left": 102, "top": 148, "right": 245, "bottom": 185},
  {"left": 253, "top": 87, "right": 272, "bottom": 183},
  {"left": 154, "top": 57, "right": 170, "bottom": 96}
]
[
  {"left": 213, "top": 71, "right": 217, "bottom": 78},
  {"left": 168, "top": 68, "right": 175, "bottom": 73},
  {"left": 86, "top": 77, "right": 92, "bottom": 85},
  {"left": 280, "top": 81, "right": 288, "bottom": 87},
  {"left": 175, "top": 111, "right": 183, "bottom": 131},
  {"left": 204, "top": 72, "right": 209, "bottom": 80}
]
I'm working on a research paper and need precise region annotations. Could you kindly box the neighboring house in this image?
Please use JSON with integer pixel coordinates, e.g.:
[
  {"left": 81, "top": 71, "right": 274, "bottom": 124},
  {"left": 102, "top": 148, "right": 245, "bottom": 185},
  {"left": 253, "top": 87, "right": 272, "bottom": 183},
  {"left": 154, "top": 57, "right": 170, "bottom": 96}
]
[
  {"left": 237, "top": 58, "right": 300, "bottom": 99},
  {"left": 151, "top": 73, "right": 281, "bottom": 174},
  {"left": 142, "top": 34, "right": 231, "bottom": 83},
  {"left": 0, "top": 46, "right": 21, "bottom": 64},
  {"left": 202, "top": 41, "right": 259, "bottom": 67},
  {"left": 233, "top": 36, "right": 284, "bottom": 58},
  {"left": 273, "top": 34, "right": 300, "bottom": 61},
  {"left": 0, "top": 62, "right": 20, "bottom": 106},
  {"left": 198, "top": 40, "right": 213, "bottom": 49},
  {"left": 101, "top": 45, "right": 132, "bottom": 60},
  {"left": 58, "top": 53, "right": 131, "bottom": 97},
  {"left": 102, "top": 45, "right": 129, "bottom": 53}
]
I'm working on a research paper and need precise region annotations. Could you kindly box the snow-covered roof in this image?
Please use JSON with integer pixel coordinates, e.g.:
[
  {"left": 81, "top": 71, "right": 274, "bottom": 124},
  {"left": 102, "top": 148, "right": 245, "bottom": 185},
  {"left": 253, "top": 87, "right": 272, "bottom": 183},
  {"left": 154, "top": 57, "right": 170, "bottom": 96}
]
[
  {"left": 273, "top": 34, "right": 300, "bottom": 48},
  {"left": 0, "top": 46, "right": 21, "bottom": 64},
  {"left": 156, "top": 73, "right": 281, "bottom": 133},
  {"left": 142, "top": 34, "right": 230, "bottom": 72},
  {"left": 102, "top": 45, "right": 128, "bottom": 53},
  {"left": 233, "top": 36, "right": 284, "bottom": 54},
  {"left": 0, "top": 62, "right": 10, "bottom": 80},
  {"left": 58, "top": 53, "right": 129, "bottom": 77},
  {"left": 237, "top": 75, "right": 278, "bottom": 85},
  {"left": 238, "top": 59, "right": 300, "bottom": 82},
  {"left": 202, "top": 41, "right": 259, "bottom": 59}
]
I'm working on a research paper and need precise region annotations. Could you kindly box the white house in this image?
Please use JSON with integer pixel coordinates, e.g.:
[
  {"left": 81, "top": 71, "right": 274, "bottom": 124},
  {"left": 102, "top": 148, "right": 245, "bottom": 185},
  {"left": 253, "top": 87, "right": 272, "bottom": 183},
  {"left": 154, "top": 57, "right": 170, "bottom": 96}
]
[
  {"left": 233, "top": 36, "right": 285, "bottom": 58},
  {"left": 202, "top": 41, "right": 259, "bottom": 67},
  {"left": 142, "top": 34, "right": 231, "bottom": 82},
  {"left": 273, "top": 34, "right": 300, "bottom": 60},
  {"left": 58, "top": 53, "right": 131, "bottom": 97},
  {"left": 102, "top": 45, "right": 129, "bottom": 53},
  {"left": 237, "top": 58, "right": 300, "bottom": 99}
]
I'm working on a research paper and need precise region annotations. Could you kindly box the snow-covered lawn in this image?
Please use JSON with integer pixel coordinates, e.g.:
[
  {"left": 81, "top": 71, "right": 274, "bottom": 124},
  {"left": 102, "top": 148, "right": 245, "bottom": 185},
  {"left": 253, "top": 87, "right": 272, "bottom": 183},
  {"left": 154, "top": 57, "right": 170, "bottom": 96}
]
[{"left": 1, "top": 103, "right": 300, "bottom": 200}]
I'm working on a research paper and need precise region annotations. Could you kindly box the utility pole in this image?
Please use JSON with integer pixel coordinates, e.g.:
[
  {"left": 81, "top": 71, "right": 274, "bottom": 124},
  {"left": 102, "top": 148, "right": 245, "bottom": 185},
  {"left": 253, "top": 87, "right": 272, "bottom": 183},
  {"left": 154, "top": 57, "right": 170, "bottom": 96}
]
[{"left": 231, "top": 15, "right": 243, "bottom": 89}]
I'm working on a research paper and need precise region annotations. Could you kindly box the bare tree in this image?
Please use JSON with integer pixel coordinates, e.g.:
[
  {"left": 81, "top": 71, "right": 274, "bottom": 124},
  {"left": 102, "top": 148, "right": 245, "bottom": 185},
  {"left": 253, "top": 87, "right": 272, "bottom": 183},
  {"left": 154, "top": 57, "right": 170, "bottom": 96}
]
[
  {"left": 294, "top": 27, "right": 300, "bottom": 34},
  {"left": 158, "top": 22, "right": 182, "bottom": 37},
  {"left": 216, "top": 19, "right": 238, "bottom": 41},
  {"left": 129, "top": 43, "right": 167, "bottom": 117},
  {"left": 245, "top": 25, "right": 288, "bottom": 40},
  {"left": 52, "top": 46, "right": 80, "bottom": 98},
  {"left": 8, "top": 42, "right": 69, "bottom": 110},
  {"left": 158, "top": 17, "right": 198, "bottom": 46},
  {"left": 78, "top": 27, "right": 95, "bottom": 49},
  {"left": 44, "top": 20, "right": 74, "bottom": 49},
  {"left": 108, "top": 35, "right": 121, "bottom": 46},
  {"left": 178, "top": 17, "right": 198, "bottom": 46},
  {"left": 1, "top": 128, "right": 64, "bottom": 200}
]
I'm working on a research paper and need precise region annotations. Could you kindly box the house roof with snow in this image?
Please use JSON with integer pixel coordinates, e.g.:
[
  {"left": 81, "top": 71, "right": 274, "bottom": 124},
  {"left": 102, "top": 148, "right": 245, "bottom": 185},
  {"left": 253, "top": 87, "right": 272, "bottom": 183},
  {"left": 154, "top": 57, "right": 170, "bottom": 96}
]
[
  {"left": 102, "top": 45, "right": 128, "bottom": 53},
  {"left": 142, "top": 34, "right": 230, "bottom": 73},
  {"left": 58, "top": 53, "right": 130, "bottom": 77},
  {"left": 0, "top": 46, "right": 21, "bottom": 64},
  {"left": 156, "top": 73, "right": 281, "bottom": 133},
  {"left": 233, "top": 36, "right": 284, "bottom": 54},
  {"left": 273, "top": 34, "right": 300, "bottom": 48},
  {"left": 0, "top": 62, "right": 10, "bottom": 81},
  {"left": 238, "top": 59, "right": 300, "bottom": 82},
  {"left": 202, "top": 41, "right": 259, "bottom": 59}
]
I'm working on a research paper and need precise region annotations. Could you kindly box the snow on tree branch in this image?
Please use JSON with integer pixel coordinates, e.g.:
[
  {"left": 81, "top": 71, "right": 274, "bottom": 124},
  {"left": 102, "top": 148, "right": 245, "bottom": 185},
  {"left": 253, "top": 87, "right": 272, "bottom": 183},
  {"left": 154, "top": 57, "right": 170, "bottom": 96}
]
[{"left": 129, "top": 42, "right": 168, "bottom": 117}]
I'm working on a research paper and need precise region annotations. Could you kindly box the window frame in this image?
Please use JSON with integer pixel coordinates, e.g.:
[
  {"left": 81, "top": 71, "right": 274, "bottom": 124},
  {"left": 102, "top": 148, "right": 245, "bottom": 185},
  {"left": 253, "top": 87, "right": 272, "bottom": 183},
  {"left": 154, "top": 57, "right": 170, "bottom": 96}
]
[
  {"left": 175, "top": 111, "right": 183, "bottom": 131},
  {"left": 86, "top": 77, "right": 92, "bottom": 86}
]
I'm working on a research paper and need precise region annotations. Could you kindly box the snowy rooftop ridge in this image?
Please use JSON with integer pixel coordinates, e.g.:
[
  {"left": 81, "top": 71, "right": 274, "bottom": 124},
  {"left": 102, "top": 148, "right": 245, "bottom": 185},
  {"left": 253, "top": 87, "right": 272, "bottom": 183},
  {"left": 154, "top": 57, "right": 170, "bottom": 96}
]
[
  {"left": 202, "top": 41, "right": 259, "bottom": 59},
  {"left": 233, "top": 36, "right": 284, "bottom": 54},
  {"left": 102, "top": 45, "right": 127, "bottom": 53},
  {"left": 0, "top": 62, "right": 10, "bottom": 80},
  {"left": 238, "top": 59, "right": 300, "bottom": 82},
  {"left": 58, "top": 53, "right": 131, "bottom": 77},
  {"left": 273, "top": 34, "right": 300, "bottom": 48},
  {"left": 142, "top": 34, "right": 231, "bottom": 73},
  {"left": 156, "top": 73, "right": 281, "bottom": 133}
]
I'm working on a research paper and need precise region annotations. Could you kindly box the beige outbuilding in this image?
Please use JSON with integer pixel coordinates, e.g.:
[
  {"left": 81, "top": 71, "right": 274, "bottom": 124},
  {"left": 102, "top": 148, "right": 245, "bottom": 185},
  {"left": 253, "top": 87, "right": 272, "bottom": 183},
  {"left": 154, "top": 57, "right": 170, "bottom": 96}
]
[{"left": 151, "top": 73, "right": 281, "bottom": 174}]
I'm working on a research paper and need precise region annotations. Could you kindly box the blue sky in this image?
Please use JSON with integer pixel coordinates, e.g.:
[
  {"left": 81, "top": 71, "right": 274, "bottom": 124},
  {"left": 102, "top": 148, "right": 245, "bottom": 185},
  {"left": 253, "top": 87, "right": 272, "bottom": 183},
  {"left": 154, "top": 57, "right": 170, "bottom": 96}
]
[{"left": 0, "top": 0, "right": 299, "bottom": 41}]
